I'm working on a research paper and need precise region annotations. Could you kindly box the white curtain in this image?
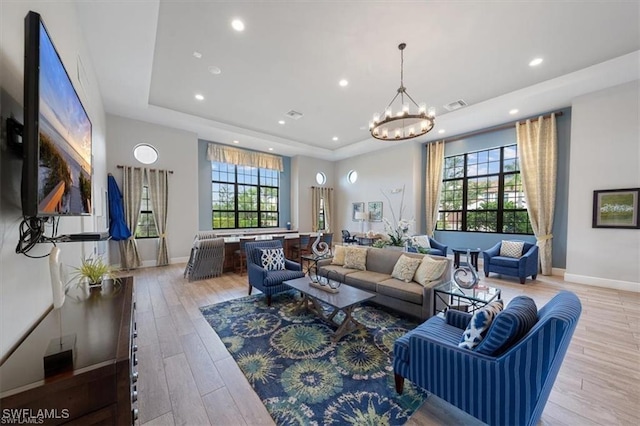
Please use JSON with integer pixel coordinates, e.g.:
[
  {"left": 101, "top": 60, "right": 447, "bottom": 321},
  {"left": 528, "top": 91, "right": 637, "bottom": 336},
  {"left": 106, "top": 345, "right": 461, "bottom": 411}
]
[
  {"left": 148, "top": 169, "right": 170, "bottom": 266},
  {"left": 207, "top": 143, "right": 284, "bottom": 171},
  {"left": 516, "top": 114, "right": 557, "bottom": 275},
  {"left": 120, "top": 166, "right": 143, "bottom": 269},
  {"left": 312, "top": 187, "right": 333, "bottom": 232},
  {"left": 425, "top": 140, "right": 446, "bottom": 237}
]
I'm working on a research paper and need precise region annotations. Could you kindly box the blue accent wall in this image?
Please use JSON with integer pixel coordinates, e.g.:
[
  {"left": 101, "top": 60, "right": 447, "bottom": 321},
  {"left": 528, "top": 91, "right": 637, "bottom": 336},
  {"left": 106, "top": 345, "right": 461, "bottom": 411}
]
[
  {"left": 197, "top": 139, "right": 291, "bottom": 230},
  {"left": 425, "top": 108, "right": 571, "bottom": 268}
]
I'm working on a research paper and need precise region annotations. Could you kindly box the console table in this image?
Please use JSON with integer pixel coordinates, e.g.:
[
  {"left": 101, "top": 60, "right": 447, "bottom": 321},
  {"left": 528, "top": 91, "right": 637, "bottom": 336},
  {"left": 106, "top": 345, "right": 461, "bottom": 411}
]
[{"left": 0, "top": 277, "right": 137, "bottom": 425}]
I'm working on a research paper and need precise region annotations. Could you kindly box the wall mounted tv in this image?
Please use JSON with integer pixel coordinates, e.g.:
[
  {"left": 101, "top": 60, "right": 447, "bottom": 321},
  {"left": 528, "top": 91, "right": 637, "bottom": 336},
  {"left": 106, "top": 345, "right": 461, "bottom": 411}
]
[{"left": 22, "top": 11, "right": 92, "bottom": 218}]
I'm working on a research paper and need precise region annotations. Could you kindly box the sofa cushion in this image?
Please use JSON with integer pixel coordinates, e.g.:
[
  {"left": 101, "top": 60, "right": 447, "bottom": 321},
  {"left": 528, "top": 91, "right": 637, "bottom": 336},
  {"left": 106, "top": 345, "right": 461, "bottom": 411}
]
[
  {"left": 317, "top": 264, "right": 358, "bottom": 280},
  {"left": 377, "top": 279, "right": 423, "bottom": 305},
  {"left": 344, "top": 271, "right": 390, "bottom": 292},
  {"left": 458, "top": 300, "right": 504, "bottom": 350},
  {"left": 365, "top": 247, "right": 403, "bottom": 274},
  {"left": 414, "top": 256, "right": 449, "bottom": 286},
  {"left": 500, "top": 240, "right": 524, "bottom": 258},
  {"left": 490, "top": 256, "right": 520, "bottom": 268},
  {"left": 264, "top": 269, "right": 305, "bottom": 286},
  {"left": 475, "top": 296, "right": 538, "bottom": 356},
  {"left": 260, "top": 248, "right": 285, "bottom": 271},
  {"left": 331, "top": 245, "right": 346, "bottom": 266},
  {"left": 391, "top": 255, "right": 423, "bottom": 282},
  {"left": 344, "top": 246, "right": 368, "bottom": 270}
]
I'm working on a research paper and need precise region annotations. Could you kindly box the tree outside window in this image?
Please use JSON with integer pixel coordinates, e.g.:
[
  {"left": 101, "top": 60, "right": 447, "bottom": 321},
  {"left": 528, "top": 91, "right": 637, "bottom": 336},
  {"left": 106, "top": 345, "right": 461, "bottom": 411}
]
[
  {"left": 135, "top": 185, "right": 159, "bottom": 238},
  {"left": 438, "top": 144, "right": 533, "bottom": 234}
]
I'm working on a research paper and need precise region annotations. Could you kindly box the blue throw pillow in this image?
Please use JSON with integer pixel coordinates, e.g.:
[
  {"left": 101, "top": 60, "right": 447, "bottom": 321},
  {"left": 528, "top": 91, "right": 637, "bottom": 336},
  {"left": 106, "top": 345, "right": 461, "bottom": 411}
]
[
  {"left": 475, "top": 296, "right": 538, "bottom": 356},
  {"left": 458, "top": 300, "right": 504, "bottom": 350},
  {"left": 260, "top": 248, "right": 286, "bottom": 271}
]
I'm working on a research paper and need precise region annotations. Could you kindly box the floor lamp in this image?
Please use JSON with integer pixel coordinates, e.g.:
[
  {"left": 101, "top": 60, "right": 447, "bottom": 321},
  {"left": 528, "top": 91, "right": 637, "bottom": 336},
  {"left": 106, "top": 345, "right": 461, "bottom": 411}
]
[{"left": 355, "top": 211, "right": 367, "bottom": 235}]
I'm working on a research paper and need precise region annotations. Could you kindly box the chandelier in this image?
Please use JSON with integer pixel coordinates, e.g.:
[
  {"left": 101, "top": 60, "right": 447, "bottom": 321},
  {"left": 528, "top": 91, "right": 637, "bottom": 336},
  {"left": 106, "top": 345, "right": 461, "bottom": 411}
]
[{"left": 370, "top": 43, "right": 435, "bottom": 141}]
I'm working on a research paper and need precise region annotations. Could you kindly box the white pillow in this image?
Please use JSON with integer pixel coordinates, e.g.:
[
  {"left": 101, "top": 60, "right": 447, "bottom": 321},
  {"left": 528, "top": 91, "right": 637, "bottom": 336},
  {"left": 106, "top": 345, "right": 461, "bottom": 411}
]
[
  {"left": 343, "top": 246, "right": 368, "bottom": 271},
  {"left": 459, "top": 300, "right": 504, "bottom": 350},
  {"left": 413, "top": 256, "right": 448, "bottom": 286},
  {"left": 260, "top": 248, "right": 286, "bottom": 271},
  {"left": 331, "top": 245, "right": 346, "bottom": 265},
  {"left": 500, "top": 241, "right": 525, "bottom": 258},
  {"left": 391, "top": 255, "right": 423, "bottom": 282},
  {"left": 412, "top": 235, "right": 431, "bottom": 249}
]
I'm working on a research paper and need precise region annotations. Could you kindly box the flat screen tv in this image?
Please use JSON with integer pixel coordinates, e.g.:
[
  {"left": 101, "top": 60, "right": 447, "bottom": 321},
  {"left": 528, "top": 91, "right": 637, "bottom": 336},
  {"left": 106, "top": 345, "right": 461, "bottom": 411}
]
[{"left": 22, "top": 11, "right": 92, "bottom": 218}]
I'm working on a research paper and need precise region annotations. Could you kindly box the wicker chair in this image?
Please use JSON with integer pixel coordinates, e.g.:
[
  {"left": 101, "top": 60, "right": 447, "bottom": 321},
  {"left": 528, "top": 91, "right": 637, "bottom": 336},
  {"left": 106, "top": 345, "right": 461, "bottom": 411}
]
[{"left": 184, "top": 237, "right": 225, "bottom": 281}]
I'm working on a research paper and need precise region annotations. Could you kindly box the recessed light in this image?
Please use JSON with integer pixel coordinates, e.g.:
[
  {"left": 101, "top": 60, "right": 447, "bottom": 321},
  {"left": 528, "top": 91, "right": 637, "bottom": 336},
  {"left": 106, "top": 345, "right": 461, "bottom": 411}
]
[
  {"left": 233, "top": 140, "right": 240, "bottom": 144},
  {"left": 438, "top": 129, "right": 445, "bottom": 134},
  {"left": 268, "top": 147, "right": 274, "bottom": 151},
  {"left": 332, "top": 136, "right": 339, "bottom": 141},
  {"left": 231, "top": 19, "right": 245, "bottom": 32},
  {"left": 529, "top": 57, "right": 543, "bottom": 67},
  {"left": 193, "top": 51, "right": 202, "bottom": 59},
  {"left": 208, "top": 66, "right": 221, "bottom": 75},
  {"left": 339, "top": 79, "right": 349, "bottom": 87},
  {"left": 195, "top": 94, "right": 204, "bottom": 101},
  {"left": 509, "top": 109, "right": 519, "bottom": 115},
  {"left": 278, "top": 120, "right": 285, "bottom": 125}
]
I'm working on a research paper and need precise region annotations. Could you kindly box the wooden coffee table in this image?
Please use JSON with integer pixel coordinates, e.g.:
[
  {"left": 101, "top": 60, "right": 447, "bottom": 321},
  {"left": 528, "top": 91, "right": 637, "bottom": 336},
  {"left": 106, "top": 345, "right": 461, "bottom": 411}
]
[{"left": 284, "top": 276, "right": 375, "bottom": 342}]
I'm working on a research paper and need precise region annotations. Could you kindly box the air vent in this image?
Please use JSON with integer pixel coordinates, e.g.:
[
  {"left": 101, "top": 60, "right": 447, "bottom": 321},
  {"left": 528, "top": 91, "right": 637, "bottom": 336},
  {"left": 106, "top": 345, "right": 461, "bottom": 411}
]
[
  {"left": 443, "top": 99, "right": 467, "bottom": 112},
  {"left": 285, "top": 110, "right": 303, "bottom": 120}
]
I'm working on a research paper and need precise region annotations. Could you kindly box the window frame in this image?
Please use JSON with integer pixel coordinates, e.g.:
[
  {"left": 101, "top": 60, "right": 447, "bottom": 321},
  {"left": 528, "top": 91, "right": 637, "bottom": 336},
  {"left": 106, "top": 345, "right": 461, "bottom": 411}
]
[
  {"left": 135, "top": 185, "right": 159, "bottom": 239},
  {"left": 437, "top": 144, "right": 533, "bottom": 235},
  {"left": 211, "top": 162, "right": 280, "bottom": 229}
]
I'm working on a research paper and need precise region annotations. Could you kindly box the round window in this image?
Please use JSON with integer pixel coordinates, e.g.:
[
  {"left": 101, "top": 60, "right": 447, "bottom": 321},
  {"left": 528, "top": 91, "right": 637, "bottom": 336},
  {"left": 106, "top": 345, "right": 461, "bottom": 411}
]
[
  {"left": 133, "top": 143, "right": 158, "bottom": 164},
  {"left": 347, "top": 170, "right": 358, "bottom": 184},
  {"left": 315, "top": 172, "right": 326, "bottom": 185}
]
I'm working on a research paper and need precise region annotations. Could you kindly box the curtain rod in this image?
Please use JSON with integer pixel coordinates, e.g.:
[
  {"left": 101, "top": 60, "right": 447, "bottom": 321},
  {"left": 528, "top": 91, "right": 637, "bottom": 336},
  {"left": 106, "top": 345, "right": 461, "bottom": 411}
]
[
  {"left": 435, "top": 111, "right": 564, "bottom": 144},
  {"left": 117, "top": 165, "right": 174, "bottom": 174}
]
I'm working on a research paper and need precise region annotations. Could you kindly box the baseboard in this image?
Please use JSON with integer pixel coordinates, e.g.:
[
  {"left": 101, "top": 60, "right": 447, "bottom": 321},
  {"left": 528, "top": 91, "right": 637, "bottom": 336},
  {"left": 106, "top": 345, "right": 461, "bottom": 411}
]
[
  {"left": 564, "top": 273, "right": 640, "bottom": 293},
  {"left": 170, "top": 256, "right": 189, "bottom": 264},
  {"left": 551, "top": 267, "right": 565, "bottom": 277},
  {"left": 114, "top": 256, "right": 189, "bottom": 271}
]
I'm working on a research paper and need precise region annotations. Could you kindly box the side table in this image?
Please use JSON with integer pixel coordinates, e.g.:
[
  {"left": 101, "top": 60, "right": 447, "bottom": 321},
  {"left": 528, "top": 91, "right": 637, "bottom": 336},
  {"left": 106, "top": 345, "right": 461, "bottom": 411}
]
[
  {"left": 452, "top": 247, "right": 481, "bottom": 271},
  {"left": 433, "top": 281, "right": 501, "bottom": 315},
  {"left": 301, "top": 253, "right": 333, "bottom": 278}
]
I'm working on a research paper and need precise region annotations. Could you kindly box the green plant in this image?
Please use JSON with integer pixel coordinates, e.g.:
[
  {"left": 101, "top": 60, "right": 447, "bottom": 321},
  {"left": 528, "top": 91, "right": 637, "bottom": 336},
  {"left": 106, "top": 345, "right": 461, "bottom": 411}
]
[{"left": 71, "top": 256, "right": 118, "bottom": 285}]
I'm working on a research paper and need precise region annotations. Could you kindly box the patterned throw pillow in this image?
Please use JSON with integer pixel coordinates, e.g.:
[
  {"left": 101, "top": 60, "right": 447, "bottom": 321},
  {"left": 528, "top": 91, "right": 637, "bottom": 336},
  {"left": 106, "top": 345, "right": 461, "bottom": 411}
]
[
  {"left": 260, "top": 248, "right": 286, "bottom": 271},
  {"left": 500, "top": 240, "right": 524, "bottom": 258},
  {"left": 391, "top": 255, "right": 423, "bottom": 282},
  {"left": 331, "top": 245, "right": 346, "bottom": 266},
  {"left": 343, "top": 246, "right": 368, "bottom": 271},
  {"left": 413, "top": 256, "right": 448, "bottom": 286},
  {"left": 458, "top": 300, "right": 504, "bottom": 350},
  {"left": 412, "top": 235, "right": 431, "bottom": 249}
]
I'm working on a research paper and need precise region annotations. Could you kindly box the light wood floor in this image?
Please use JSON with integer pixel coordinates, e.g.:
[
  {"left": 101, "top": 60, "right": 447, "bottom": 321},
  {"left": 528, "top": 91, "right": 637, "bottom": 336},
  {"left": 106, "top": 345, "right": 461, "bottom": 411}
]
[{"left": 127, "top": 264, "right": 640, "bottom": 426}]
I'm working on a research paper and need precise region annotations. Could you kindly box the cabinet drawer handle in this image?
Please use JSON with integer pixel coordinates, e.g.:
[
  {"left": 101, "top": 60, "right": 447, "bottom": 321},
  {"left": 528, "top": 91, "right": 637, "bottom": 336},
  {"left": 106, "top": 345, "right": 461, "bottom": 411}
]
[
  {"left": 133, "top": 354, "right": 138, "bottom": 366},
  {"left": 132, "top": 408, "right": 139, "bottom": 421},
  {"left": 132, "top": 371, "right": 139, "bottom": 383},
  {"left": 132, "top": 344, "right": 138, "bottom": 353},
  {"left": 132, "top": 389, "right": 138, "bottom": 403}
]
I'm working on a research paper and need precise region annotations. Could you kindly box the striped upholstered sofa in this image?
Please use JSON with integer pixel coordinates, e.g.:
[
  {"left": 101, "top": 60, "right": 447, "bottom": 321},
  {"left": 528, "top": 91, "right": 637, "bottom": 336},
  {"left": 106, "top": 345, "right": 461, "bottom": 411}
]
[{"left": 393, "top": 291, "right": 581, "bottom": 426}]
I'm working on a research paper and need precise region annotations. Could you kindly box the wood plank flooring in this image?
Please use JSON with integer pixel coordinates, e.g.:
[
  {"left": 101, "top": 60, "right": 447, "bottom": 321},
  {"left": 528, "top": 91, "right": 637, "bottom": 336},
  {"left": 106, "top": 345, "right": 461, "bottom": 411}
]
[{"left": 127, "top": 264, "right": 640, "bottom": 425}]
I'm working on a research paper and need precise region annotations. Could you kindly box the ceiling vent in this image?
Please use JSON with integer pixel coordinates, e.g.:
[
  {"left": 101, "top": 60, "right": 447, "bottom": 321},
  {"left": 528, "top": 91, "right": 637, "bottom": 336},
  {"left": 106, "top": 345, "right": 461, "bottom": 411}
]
[
  {"left": 443, "top": 99, "right": 467, "bottom": 112},
  {"left": 285, "top": 110, "right": 303, "bottom": 120}
]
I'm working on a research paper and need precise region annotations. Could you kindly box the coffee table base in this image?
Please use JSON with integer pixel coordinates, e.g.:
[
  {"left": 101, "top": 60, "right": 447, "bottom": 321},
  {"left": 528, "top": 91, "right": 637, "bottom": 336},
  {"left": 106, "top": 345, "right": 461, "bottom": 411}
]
[{"left": 293, "top": 294, "right": 364, "bottom": 342}]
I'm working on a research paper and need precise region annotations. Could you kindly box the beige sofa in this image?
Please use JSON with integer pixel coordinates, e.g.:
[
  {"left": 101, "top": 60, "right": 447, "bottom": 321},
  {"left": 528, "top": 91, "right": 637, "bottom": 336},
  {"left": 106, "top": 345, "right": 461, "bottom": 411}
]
[{"left": 316, "top": 246, "right": 452, "bottom": 320}]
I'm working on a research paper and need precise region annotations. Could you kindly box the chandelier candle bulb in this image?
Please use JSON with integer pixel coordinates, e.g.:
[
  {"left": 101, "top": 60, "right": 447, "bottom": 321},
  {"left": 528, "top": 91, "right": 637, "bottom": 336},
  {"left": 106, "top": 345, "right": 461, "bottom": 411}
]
[
  {"left": 409, "top": 127, "right": 416, "bottom": 136},
  {"left": 385, "top": 108, "right": 392, "bottom": 118},
  {"left": 419, "top": 103, "right": 426, "bottom": 114}
]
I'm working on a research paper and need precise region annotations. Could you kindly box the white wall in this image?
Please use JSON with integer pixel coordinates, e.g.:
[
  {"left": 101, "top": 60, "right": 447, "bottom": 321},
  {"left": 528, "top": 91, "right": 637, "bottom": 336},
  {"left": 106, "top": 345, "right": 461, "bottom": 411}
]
[
  {"left": 291, "top": 155, "right": 335, "bottom": 232},
  {"left": 565, "top": 81, "right": 640, "bottom": 291},
  {"left": 0, "top": 2, "right": 107, "bottom": 357},
  {"left": 105, "top": 114, "right": 198, "bottom": 266},
  {"left": 333, "top": 141, "right": 423, "bottom": 237}
]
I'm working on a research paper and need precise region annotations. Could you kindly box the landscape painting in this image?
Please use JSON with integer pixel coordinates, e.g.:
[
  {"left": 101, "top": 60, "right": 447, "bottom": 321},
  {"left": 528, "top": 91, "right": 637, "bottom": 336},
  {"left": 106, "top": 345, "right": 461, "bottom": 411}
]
[{"left": 593, "top": 188, "right": 640, "bottom": 229}]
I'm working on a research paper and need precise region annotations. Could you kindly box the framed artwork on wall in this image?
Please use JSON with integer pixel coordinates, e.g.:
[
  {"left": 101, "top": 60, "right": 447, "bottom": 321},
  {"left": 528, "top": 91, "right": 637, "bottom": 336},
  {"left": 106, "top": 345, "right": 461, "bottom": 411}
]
[
  {"left": 352, "top": 202, "right": 365, "bottom": 221},
  {"left": 368, "top": 201, "right": 383, "bottom": 222},
  {"left": 592, "top": 188, "right": 640, "bottom": 229}
]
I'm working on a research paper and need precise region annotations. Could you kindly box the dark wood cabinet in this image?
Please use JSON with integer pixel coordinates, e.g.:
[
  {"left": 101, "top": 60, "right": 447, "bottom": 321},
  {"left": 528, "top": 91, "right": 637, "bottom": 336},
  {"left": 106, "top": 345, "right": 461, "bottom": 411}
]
[{"left": 0, "top": 277, "right": 137, "bottom": 425}]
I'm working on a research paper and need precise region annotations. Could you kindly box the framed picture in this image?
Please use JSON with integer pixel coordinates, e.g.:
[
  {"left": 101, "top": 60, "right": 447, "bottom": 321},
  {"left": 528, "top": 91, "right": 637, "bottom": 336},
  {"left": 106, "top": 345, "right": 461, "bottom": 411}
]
[
  {"left": 368, "top": 201, "right": 383, "bottom": 222},
  {"left": 352, "top": 202, "right": 365, "bottom": 221},
  {"left": 592, "top": 188, "right": 640, "bottom": 229}
]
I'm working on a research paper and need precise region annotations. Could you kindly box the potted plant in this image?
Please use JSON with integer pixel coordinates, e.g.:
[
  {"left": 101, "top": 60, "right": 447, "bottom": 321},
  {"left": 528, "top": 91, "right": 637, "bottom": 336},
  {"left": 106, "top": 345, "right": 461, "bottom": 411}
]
[{"left": 71, "top": 256, "right": 118, "bottom": 289}]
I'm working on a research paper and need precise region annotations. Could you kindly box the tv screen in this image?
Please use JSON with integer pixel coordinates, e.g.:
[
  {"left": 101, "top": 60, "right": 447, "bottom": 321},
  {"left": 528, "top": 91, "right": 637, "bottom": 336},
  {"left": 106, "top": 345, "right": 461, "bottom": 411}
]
[{"left": 22, "top": 11, "right": 92, "bottom": 217}]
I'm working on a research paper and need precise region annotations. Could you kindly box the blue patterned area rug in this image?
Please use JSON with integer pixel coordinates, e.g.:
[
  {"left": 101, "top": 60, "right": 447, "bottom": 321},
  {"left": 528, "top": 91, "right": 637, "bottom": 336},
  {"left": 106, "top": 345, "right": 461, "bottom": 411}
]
[{"left": 200, "top": 291, "right": 428, "bottom": 425}]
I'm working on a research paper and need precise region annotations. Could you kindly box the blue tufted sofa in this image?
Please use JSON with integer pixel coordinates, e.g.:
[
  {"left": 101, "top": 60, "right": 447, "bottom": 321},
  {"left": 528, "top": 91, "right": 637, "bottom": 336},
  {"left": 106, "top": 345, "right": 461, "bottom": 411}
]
[
  {"left": 393, "top": 291, "right": 581, "bottom": 426},
  {"left": 483, "top": 241, "right": 539, "bottom": 284}
]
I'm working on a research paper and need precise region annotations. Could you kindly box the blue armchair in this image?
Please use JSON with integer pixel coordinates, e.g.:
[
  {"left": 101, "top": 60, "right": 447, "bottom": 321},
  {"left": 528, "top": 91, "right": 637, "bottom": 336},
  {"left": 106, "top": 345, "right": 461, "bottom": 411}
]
[
  {"left": 394, "top": 291, "right": 581, "bottom": 426},
  {"left": 483, "top": 241, "right": 538, "bottom": 284},
  {"left": 245, "top": 240, "right": 305, "bottom": 305},
  {"left": 407, "top": 236, "right": 448, "bottom": 257}
]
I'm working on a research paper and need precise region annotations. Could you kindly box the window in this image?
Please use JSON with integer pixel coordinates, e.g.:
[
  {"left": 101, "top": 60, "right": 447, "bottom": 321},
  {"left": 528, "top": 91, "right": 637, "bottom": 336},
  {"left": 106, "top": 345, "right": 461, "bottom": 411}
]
[
  {"left": 347, "top": 170, "right": 358, "bottom": 183},
  {"left": 438, "top": 144, "right": 533, "bottom": 234},
  {"left": 135, "top": 185, "right": 158, "bottom": 238},
  {"left": 317, "top": 197, "right": 325, "bottom": 230},
  {"left": 211, "top": 162, "right": 279, "bottom": 229}
]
